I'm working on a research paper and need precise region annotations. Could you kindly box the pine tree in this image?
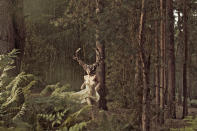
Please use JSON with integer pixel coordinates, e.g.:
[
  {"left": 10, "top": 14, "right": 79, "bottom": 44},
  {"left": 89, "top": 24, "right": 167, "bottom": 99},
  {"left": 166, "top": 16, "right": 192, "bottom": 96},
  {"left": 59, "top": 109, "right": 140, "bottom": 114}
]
[
  {"left": 166, "top": 0, "right": 176, "bottom": 119},
  {"left": 182, "top": 0, "right": 188, "bottom": 118},
  {"left": 160, "top": 0, "right": 165, "bottom": 124},
  {"left": 138, "top": 0, "right": 150, "bottom": 130},
  {"left": 95, "top": 0, "right": 108, "bottom": 110}
]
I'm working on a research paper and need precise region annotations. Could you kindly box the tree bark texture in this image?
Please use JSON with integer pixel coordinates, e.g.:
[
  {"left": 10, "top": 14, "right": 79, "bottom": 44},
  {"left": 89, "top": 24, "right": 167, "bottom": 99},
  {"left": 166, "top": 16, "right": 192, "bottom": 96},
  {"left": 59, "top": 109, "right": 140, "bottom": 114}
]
[
  {"left": 95, "top": 0, "right": 108, "bottom": 110},
  {"left": 160, "top": 0, "right": 165, "bottom": 124},
  {"left": 166, "top": 0, "right": 176, "bottom": 119},
  {"left": 177, "top": 11, "right": 183, "bottom": 105},
  {"left": 14, "top": 0, "right": 25, "bottom": 72},
  {"left": 154, "top": 0, "right": 160, "bottom": 123},
  {"left": 138, "top": 0, "right": 150, "bottom": 130},
  {"left": 0, "top": 0, "right": 15, "bottom": 54},
  {"left": 0, "top": 0, "right": 25, "bottom": 73},
  {"left": 182, "top": 0, "right": 188, "bottom": 118}
]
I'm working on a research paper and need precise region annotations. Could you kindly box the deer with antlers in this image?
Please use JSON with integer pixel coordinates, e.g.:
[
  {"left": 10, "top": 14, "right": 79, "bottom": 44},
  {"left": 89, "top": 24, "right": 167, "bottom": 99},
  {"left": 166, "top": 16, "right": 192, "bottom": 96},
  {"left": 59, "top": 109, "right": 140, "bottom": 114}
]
[{"left": 72, "top": 48, "right": 103, "bottom": 105}]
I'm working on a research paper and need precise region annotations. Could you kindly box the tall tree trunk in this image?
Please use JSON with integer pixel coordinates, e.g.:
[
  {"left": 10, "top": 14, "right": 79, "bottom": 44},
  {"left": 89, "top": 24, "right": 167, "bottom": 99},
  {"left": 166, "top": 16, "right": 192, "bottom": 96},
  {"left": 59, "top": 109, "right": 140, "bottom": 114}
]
[
  {"left": 188, "top": 50, "right": 191, "bottom": 102},
  {"left": 155, "top": 22, "right": 160, "bottom": 124},
  {"left": 182, "top": 0, "right": 188, "bottom": 118},
  {"left": 154, "top": 0, "right": 160, "bottom": 124},
  {"left": 164, "top": 2, "right": 168, "bottom": 108},
  {"left": 95, "top": 0, "right": 107, "bottom": 110},
  {"left": 160, "top": 0, "right": 165, "bottom": 124},
  {"left": 0, "top": 0, "right": 25, "bottom": 73},
  {"left": 0, "top": 0, "right": 15, "bottom": 54},
  {"left": 177, "top": 11, "right": 183, "bottom": 105},
  {"left": 14, "top": 0, "right": 25, "bottom": 72},
  {"left": 166, "top": 0, "right": 176, "bottom": 119},
  {"left": 138, "top": 0, "right": 150, "bottom": 130}
]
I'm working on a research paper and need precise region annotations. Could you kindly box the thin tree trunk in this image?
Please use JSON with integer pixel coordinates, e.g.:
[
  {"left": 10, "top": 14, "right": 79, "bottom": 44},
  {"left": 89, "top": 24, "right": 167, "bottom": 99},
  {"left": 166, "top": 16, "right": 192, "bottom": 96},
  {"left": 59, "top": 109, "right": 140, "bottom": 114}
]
[
  {"left": 164, "top": 2, "right": 168, "bottom": 108},
  {"left": 182, "top": 0, "right": 188, "bottom": 118},
  {"left": 166, "top": 0, "right": 176, "bottom": 119},
  {"left": 154, "top": 0, "right": 160, "bottom": 123},
  {"left": 138, "top": 0, "right": 150, "bottom": 130},
  {"left": 160, "top": 0, "right": 165, "bottom": 124},
  {"left": 187, "top": 30, "right": 191, "bottom": 102},
  {"left": 177, "top": 11, "right": 183, "bottom": 105},
  {"left": 188, "top": 51, "right": 191, "bottom": 102},
  {"left": 155, "top": 23, "right": 160, "bottom": 124},
  {"left": 95, "top": 0, "right": 107, "bottom": 110}
]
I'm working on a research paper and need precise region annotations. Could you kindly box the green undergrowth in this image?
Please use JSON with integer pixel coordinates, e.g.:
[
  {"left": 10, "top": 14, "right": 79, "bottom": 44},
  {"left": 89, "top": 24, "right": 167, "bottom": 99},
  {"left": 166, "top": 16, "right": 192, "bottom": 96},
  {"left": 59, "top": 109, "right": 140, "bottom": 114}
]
[
  {"left": 170, "top": 116, "right": 197, "bottom": 131},
  {"left": 0, "top": 50, "right": 91, "bottom": 131},
  {"left": 0, "top": 50, "right": 136, "bottom": 131}
]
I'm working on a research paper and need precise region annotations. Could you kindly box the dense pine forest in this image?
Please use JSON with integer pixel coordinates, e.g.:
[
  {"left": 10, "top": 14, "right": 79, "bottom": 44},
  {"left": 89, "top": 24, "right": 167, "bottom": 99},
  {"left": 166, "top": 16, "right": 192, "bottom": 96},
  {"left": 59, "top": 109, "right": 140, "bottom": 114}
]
[{"left": 0, "top": 0, "right": 197, "bottom": 131}]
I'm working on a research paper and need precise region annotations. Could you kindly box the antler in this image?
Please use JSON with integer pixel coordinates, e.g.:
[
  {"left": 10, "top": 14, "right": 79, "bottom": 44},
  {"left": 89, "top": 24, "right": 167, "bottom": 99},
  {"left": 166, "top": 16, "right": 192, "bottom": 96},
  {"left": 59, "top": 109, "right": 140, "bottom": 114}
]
[
  {"left": 73, "top": 48, "right": 81, "bottom": 60},
  {"left": 91, "top": 48, "right": 103, "bottom": 69},
  {"left": 73, "top": 47, "right": 103, "bottom": 73},
  {"left": 73, "top": 48, "right": 88, "bottom": 71}
]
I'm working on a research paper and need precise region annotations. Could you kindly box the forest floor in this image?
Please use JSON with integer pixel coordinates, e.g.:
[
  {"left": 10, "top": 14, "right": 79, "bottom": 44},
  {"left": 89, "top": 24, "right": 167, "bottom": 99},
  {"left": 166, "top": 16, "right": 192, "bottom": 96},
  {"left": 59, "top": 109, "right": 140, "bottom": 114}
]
[
  {"left": 156, "top": 104, "right": 197, "bottom": 131},
  {"left": 87, "top": 103, "right": 197, "bottom": 131}
]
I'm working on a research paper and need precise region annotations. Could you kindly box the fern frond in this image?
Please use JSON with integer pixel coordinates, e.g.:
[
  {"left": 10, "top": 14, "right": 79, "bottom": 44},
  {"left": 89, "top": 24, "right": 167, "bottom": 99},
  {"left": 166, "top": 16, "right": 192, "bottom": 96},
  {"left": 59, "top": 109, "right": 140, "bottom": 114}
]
[
  {"left": 69, "top": 122, "right": 87, "bottom": 131},
  {"left": 0, "top": 49, "right": 19, "bottom": 70},
  {"left": 1, "top": 88, "right": 24, "bottom": 109},
  {"left": 12, "top": 103, "right": 27, "bottom": 121},
  {"left": 61, "top": 105, "right": 91, "bottom": 128}
]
